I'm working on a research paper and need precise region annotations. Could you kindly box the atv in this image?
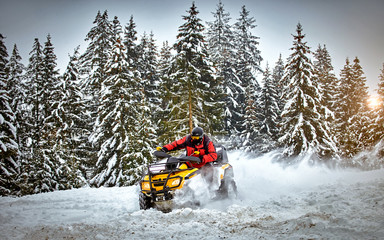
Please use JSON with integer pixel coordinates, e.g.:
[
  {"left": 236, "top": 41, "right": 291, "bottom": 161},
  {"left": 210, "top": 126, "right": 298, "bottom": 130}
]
[{"left": 139, "top": 145, "right": 237, "bottom": 212}]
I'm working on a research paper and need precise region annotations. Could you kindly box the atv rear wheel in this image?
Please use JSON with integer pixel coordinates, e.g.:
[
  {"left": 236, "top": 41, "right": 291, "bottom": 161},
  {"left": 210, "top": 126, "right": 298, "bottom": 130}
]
[
  {"left": 217, "top": 168, "right": 238, "bottom": 199},
  {"left": 139, "top": 192, "right": 153, "bottom": 210}
]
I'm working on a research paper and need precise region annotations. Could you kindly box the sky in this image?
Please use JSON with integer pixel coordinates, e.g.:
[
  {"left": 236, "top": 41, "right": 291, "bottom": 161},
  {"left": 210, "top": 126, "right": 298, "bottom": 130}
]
[{"left": 1, "top": 0, "right": 383, "bottom": 94}]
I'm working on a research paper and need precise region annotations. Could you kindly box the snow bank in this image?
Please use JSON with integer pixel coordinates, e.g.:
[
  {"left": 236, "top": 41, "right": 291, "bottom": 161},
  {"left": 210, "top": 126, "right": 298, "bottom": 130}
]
[{"left": 1, "top": 151, "right": 384, "bottom": 239}]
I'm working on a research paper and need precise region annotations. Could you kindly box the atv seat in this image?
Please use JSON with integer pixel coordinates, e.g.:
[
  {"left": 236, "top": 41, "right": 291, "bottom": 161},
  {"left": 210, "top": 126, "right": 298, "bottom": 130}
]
[{"left": 215, "top": 144, "right": 228, "bottom": 163}]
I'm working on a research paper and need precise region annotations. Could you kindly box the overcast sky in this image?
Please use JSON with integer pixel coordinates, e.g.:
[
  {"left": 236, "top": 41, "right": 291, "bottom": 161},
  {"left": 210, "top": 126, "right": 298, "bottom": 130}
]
[{"left": 1, "top": 0, "right": 383, "bottom": 93}]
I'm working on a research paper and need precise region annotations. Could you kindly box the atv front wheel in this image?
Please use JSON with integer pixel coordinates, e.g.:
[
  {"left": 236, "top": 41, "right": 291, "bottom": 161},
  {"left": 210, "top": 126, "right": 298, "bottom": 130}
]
[{"left": 139, "top": 192, "right": 153, "bottom": 210}]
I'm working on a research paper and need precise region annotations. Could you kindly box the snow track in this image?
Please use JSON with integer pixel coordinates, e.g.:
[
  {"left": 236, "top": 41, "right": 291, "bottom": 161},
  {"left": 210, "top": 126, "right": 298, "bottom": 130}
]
[{"left": 1, "top": 152, "right": 384, "bottom": 239}]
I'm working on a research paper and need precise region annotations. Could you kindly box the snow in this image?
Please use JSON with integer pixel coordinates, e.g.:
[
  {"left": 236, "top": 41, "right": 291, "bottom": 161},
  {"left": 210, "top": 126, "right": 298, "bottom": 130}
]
[{"left": 1, "top": 151, "right": 384, "bottom": 239}]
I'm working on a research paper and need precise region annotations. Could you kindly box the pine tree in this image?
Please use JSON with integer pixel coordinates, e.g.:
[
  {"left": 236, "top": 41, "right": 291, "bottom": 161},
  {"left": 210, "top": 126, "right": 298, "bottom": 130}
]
[
  {"left": 205, "top": 0, "right": 237, "bottom": 137},
  {"left": 313, "top": 45, "right": 338, "bottom": 114},
  {"left": 41, "top": 34, "right": 61, "bottom": 158},
  {"left": 259, "top": 64, "right": 280, "bottom": 151},
  {"left": 79, "top": 10, "right": 114, "bottom": 175},
  {"left": 52, "top": 47, "right": 87, "bottom": 189},
  {"left": 272, "top": 54, "right": 285, "bottom": 142},
  {"left": 90, "top": 37, "right": 152, "bottom": 187},
  {"left": 123, "top": 91, "right": 157, "bottom": 185},
  {"left": 0, "top": 34, "right": 19, "bottom": 196},
  {"left": 272, "top": 54, "right": 285, "bottom": 109},
  {"left": 6, "top": 44, "right": 26, "bottom": 148},
  {"left": 112, "top": 16, "right": 123, "bottom": 44},
  {"left": 373, "top": 64, "right": 384, "bottom": 144},
  {"left": 240, "top": 78, "right": 262, "bottom": 152},
  {"left": 80, "top": 10, "right": 113, "bottom": 110},
  {"left": 157, "top": 41, "right": 174, "bottom": 144},
  {"left": 26, "top": 35, "right": 62, "bottom": 193},
  {"left": 168, "top": 2, "right": 221, "bottom": 137},
  {"left": 313, "top": 44, "right": 339, "bottom": 150},
  {"left": 279, "top": 23, "right": 337, "bottom": 160},
  {"left": 137, "top": 31, "right": 161, "bottom": 123},
  {"left": 337, "top": 57, "right": 370, "bottom": 158},
  {"left": 124, "top": 15, "right": 139, "bottom": 69},
  {"left": 232, "top": 5, "right": 263, "bottom": 148}
]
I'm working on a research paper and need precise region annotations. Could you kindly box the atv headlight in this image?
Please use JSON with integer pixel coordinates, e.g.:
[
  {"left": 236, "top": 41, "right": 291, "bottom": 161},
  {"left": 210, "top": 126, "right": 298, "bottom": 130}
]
[
  {"left": 142, "top": 182, "right": 150, "bottom": 190},
  {"left": 170, "top": 179, "right": 180, "bottom": 187}
]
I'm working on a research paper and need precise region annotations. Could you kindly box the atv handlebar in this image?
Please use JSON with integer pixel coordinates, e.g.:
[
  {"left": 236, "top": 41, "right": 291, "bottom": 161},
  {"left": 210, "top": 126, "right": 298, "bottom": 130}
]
[
  {"left": 153, "top": 151, "right": 201, "bottom": 163},
  {"left": 153, "top": 151, "right": 172, "bottom": 159}
]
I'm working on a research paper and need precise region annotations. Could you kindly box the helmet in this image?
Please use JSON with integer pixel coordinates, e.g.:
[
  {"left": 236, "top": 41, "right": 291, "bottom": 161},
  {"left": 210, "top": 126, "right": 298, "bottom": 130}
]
[{"left": 191, "top": 127, "right": 204, "bottom": 144}]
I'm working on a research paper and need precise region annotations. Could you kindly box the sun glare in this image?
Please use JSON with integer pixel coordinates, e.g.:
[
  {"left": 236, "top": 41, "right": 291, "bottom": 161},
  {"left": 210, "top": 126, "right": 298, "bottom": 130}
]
[{"left": 367, "top": 95, "right": 382, "bottom": 110}]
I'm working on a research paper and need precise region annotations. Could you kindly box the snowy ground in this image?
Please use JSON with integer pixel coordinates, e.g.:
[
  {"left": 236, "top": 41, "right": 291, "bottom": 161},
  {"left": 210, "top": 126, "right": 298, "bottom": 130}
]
[{"left": 1, "top": 151, "right": 384, "bottom": 239}]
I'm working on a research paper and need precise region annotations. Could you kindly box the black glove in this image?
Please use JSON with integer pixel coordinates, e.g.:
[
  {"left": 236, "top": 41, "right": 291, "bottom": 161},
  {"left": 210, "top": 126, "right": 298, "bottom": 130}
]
[{"left": 162, "top": 147, "right": 169, "bottom": 152}]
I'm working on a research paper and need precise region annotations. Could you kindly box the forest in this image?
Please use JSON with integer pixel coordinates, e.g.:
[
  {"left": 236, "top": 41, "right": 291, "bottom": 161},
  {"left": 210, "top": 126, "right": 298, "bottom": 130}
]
[{"left": 1, "top": 2, "right": 384, "bottom": 196}]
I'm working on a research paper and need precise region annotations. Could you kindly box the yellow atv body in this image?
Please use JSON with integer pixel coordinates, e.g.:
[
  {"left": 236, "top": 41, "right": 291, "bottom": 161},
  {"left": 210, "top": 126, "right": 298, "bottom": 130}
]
[{"left": 139, "top": 146, "right": 236, "bottom": 212}]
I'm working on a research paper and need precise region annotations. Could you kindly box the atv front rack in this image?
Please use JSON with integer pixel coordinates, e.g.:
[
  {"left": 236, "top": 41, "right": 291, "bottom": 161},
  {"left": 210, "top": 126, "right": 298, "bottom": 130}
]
[{"left": 140, "top": 159, "right": 200, "bottom": 201}]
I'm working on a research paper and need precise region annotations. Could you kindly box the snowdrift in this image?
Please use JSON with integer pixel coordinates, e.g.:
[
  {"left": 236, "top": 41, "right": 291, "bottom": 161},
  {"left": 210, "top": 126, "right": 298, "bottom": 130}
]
[{"left": 1, "top": 151, "right": 383, "bottom": 239}]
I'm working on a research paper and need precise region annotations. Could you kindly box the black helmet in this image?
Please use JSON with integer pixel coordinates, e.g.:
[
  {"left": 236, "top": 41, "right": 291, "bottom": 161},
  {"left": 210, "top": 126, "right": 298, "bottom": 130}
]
[{"left": 191, "top": 127, "right": 204, "bottom": 144}]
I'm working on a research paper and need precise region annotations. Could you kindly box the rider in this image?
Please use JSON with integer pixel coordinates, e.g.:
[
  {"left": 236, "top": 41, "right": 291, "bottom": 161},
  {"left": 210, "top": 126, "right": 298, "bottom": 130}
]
[{"left": 157, "top": 127, "right": 217, "bottom": 169}]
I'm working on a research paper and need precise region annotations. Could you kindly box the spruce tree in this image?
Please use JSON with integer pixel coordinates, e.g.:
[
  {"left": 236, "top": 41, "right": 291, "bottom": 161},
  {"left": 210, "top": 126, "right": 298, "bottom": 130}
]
[
  {"left": 52, "top": 47, "right": 87, "bottom": 189},
  {"left": 337, "top": 57, "right": 370, "bottom": 158},
  {"left": 313, "top": 44, "right": 339, "bottom": 149},
  {"left": 90, "top": 37, "right": 152, "bottom": 186},
  {"left": 241, "top": 78, "right": 262, "bottom": 152},
  {"left": 6, "top": 45, "right": 26, "bottom": 158},
  {"left": 0, "top": 34, "right": 19, "bottom": 196},
  {"left": 313, "top": 45, "right": 338, "bottom": 114},
  {"left": 27, "top": 35, "right": 62, "bottom": 193},
  {"left": 206, "top": 0, "right": 237, "bottom": 137},
  {"left": 233, "top": 5, "right": 263, "bottom": 148},
  {"left": 168, "top": 2, "right": 220, "bottom": 137},
  {"left": 259, "top": 64, "right": 280, "bottom": 150},
  {"left": 272, "top": 54, "right": 285, "bottom": 142},
  {"left": 279, "top": 23, "right": 337, "bottom": 160},
  {"left": 272, "top": 54, "right": 285, "bottom": 110},
  {"left": 373, "top": 64, "right": 384, "bottom": 144},
  {"left": 41, "top": 34, "right": 61, "bottom": 162},
  {"left": 137, "top": 31, "right": 161, "bottom": 123},
  {"left": 80, "top": 10, "right": 114, "bottom": 174},
  {"left": 157, "top": 41, "right": 174, "bottom": 144},
  {"left": 124, "top": 15, "right": 139, "bottom": 69}
]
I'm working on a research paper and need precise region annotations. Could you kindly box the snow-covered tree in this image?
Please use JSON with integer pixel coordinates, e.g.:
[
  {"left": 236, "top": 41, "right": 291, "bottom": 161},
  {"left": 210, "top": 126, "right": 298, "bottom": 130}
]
[
  {"left": 205, "top": 0, "right": 237, "bottom": 137},
  {"left": 279, "top": 23, "right": 337, "bottom": 160},
  {"left": 157, "top": 41, "right": 174, "bottom": 144},
  {"left": 81, "top": 10, "right": 113, "bottom": 93},
  {"left": 112, "top": 16, "right": 123, "bottom": 44},
  {"left": 41, "top": 34, "right": 61, "bottom": 154},
  {"left": 313, "top": 45, "right": 338, "bottom": 114},
  {"left": 90, "top": 35, "right": 155, "bottom": 187},
  {"left": 137, "top": 31, "right": 161, "bottom": 122},
  {"left": 51, "top": 47, "right": 87, "bottom": 189},
  {"left": 232, "top": 5, "right": 263, "bottom": 148},
  {"left": 79, "top": 10, "right": 114, "bottom": 173},
  {"left": 240, "top": 78, "right": 262, "bottom": 152},
  {"left": 0, "top": 34, "right": 19, "bottom": 196},
  {"left": 272, "top": 54, "right": 285, "bottom": 111},
  {"left": 372, "top": 64, "right": 384, "bottom": 144},
  {"left": 259, "top": 64, "right": 280, "bottom": 150},
  {"left": 336, "top": 57, "right": 371, "bottom": 158},
  {"left": 312, "top": 44, "right": 339, "bottom": 149},
  {"left": 167, "top": 2, "right": 221, "bottom": 137},
  {"left": 24, "top": 35, "right": 63, "bottom": 193},
  {"left": 124, "top": 15, "right": 139, "bottom": 69}
]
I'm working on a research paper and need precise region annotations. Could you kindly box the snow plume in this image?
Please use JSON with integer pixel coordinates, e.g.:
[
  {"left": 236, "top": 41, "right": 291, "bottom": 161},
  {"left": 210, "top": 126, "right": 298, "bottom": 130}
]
[{"left": 1, "top": 150, "right": 384, "bottom": 239}]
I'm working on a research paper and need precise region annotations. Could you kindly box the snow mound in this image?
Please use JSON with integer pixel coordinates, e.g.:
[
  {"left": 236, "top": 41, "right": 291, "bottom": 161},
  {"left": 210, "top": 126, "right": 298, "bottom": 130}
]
[{"left": 1, "top": 151, "right": 384, "bottom": 239}]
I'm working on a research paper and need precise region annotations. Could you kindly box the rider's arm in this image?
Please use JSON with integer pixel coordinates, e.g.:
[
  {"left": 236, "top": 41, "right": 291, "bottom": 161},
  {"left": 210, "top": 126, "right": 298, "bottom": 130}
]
[
  {"left": 163, "top": 136, "right": 187, "bottom": 152},
  {"left": 202, "top": 141, "right": 217, "bottom": 164}
]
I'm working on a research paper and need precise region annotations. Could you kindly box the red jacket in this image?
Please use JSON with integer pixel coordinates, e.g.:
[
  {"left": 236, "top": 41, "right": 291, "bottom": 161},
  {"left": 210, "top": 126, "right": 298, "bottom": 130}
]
[{"left": 163, "top": 134, "right": 217, "bottom": 168}]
